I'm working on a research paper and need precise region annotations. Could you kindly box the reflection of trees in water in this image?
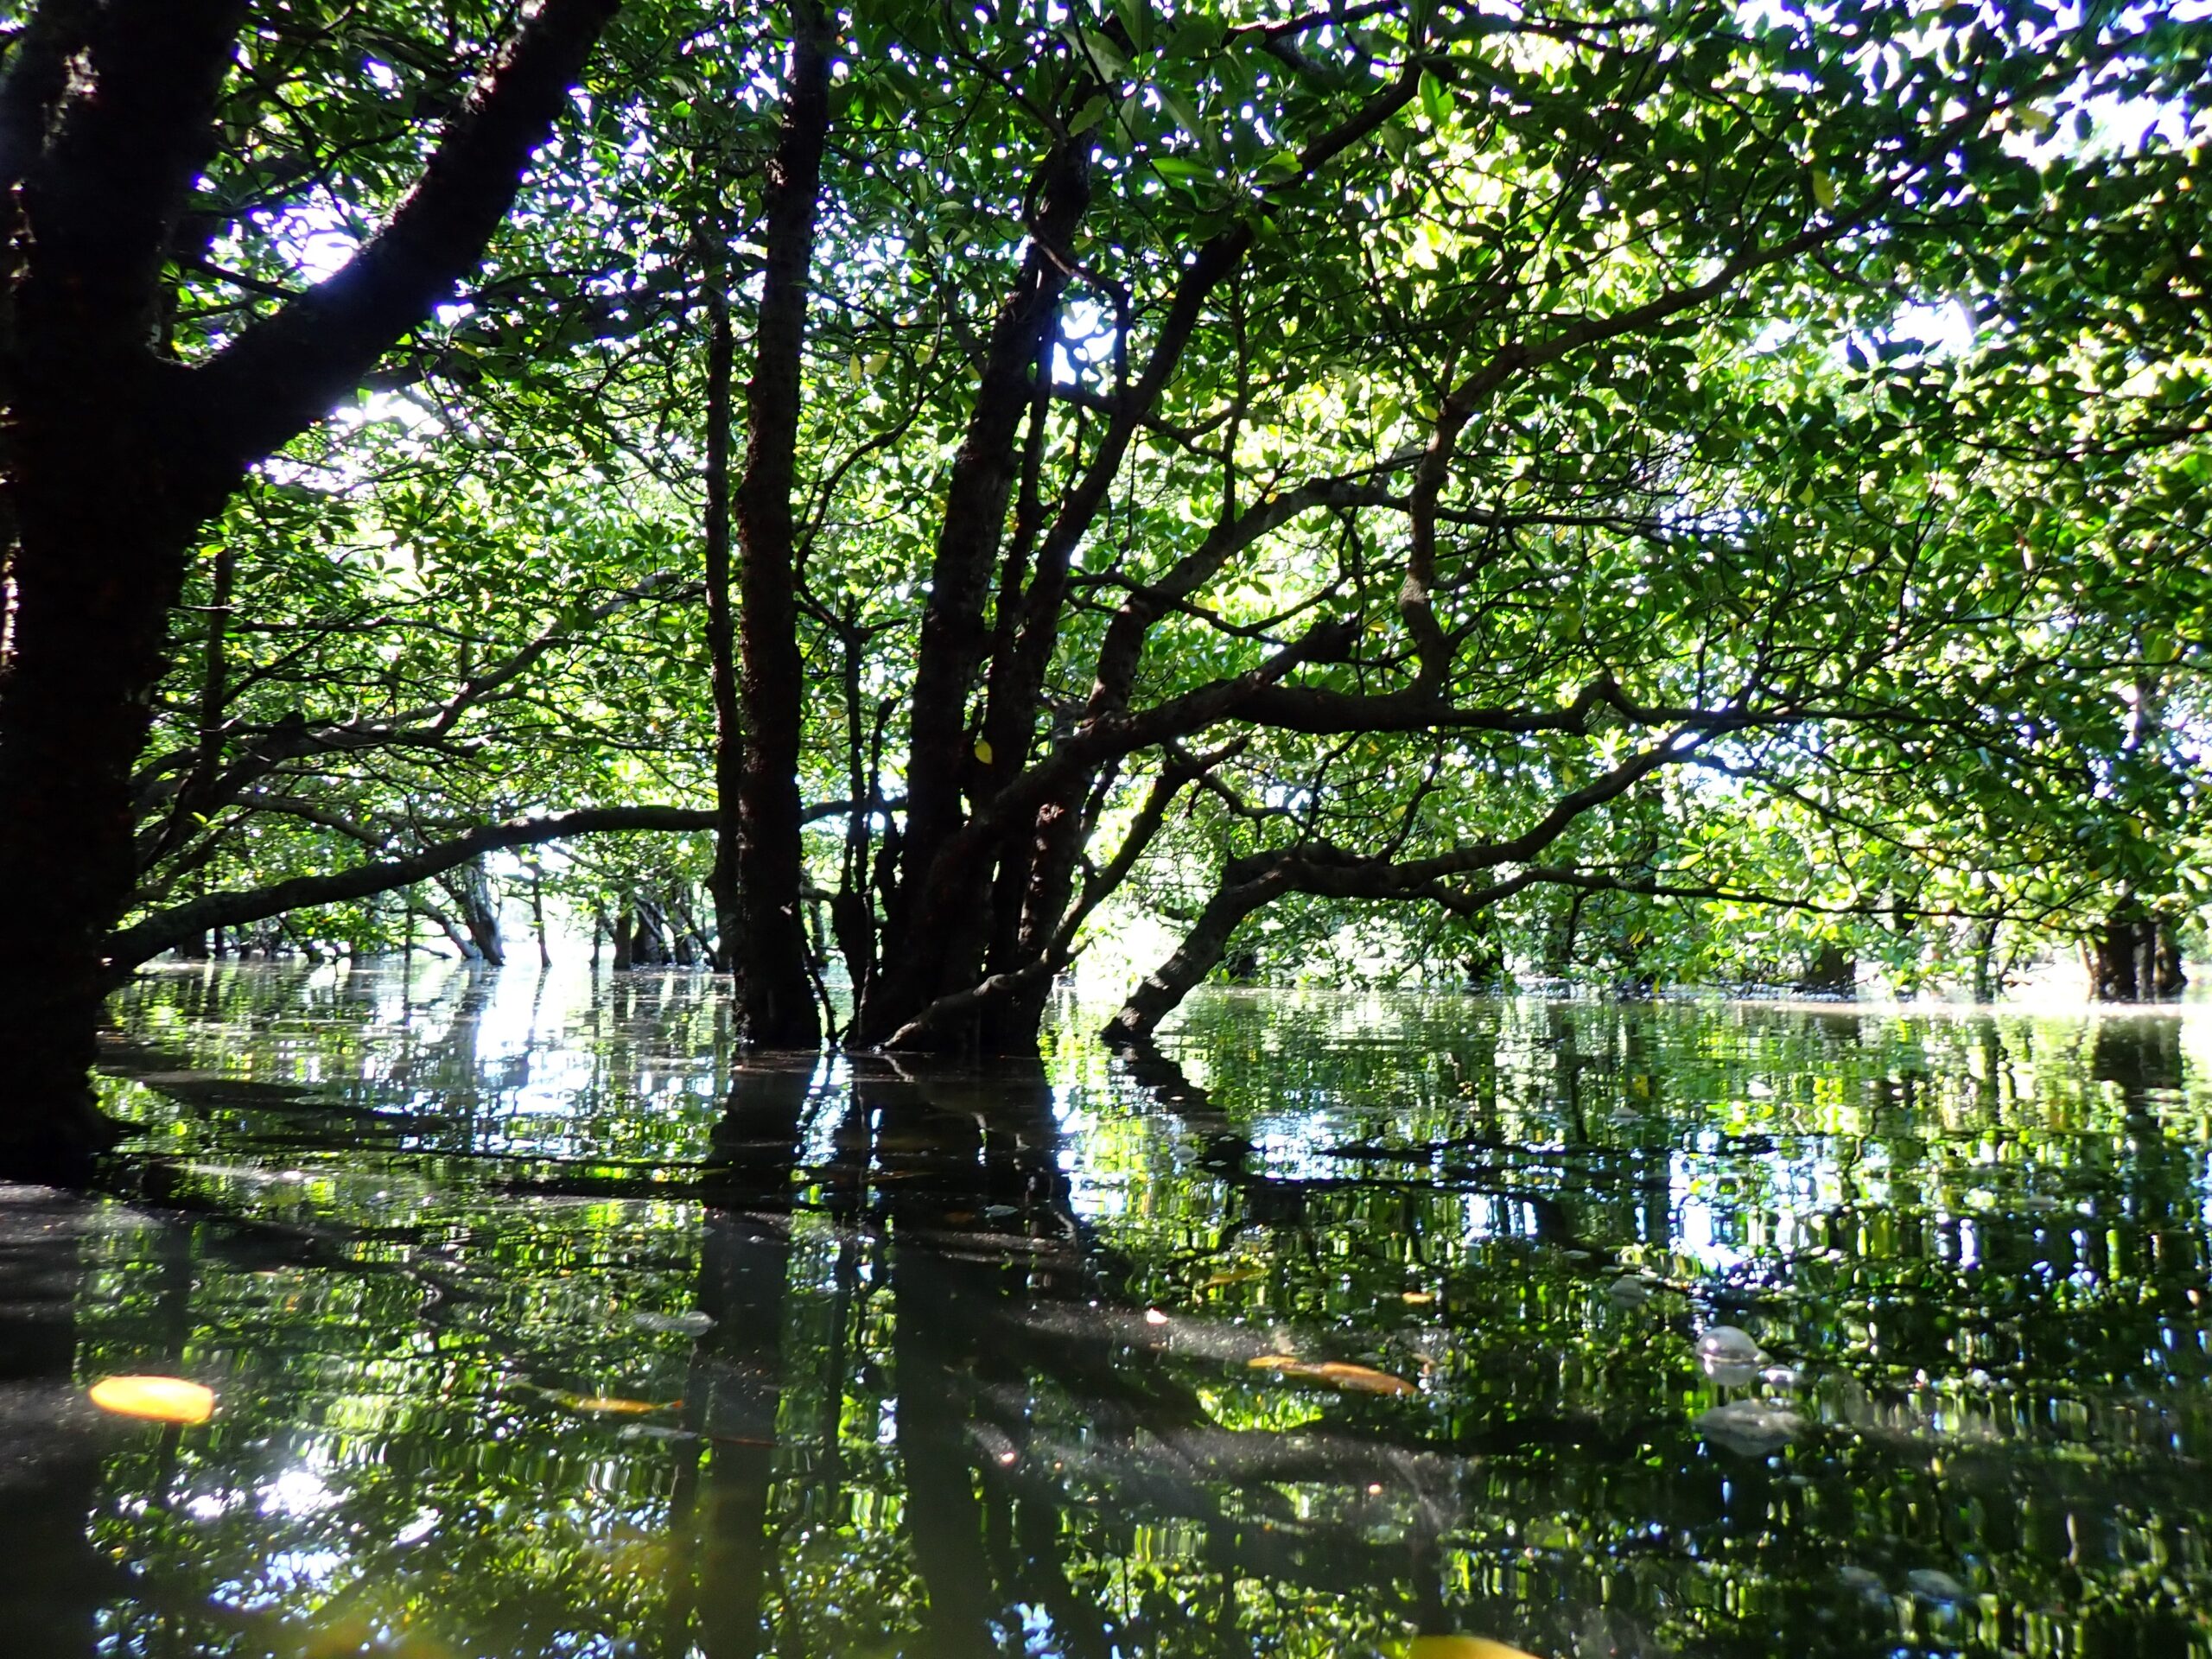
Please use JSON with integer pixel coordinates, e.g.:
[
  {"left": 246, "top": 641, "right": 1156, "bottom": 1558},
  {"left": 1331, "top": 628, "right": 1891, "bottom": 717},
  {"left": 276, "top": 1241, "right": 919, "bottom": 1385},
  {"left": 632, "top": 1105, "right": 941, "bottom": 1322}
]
[
  {"left": 40, "top": 978, "right": 2212, "bottom": 1655},
  {"left": 0, "top": 1192, "right": 109, "bottom": 1659}
]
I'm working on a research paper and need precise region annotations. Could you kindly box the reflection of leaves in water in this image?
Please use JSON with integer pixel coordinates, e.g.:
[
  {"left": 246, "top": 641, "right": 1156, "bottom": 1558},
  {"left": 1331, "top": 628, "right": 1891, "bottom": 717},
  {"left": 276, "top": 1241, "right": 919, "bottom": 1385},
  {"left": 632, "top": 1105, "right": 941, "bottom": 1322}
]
[
  {"left": 55, "top": 969, "right": 2212, "bottom": 1659},
  {"left": 1695, "top": 1400, "right": 1805, "bottom": 1455}
]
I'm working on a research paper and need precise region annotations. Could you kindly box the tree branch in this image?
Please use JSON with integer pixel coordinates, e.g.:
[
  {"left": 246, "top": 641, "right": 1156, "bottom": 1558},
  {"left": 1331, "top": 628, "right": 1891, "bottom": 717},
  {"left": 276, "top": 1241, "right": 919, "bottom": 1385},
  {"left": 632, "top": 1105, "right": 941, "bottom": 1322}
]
[{"left": 193, "top": 0, "right": 621, "bottom": 462}]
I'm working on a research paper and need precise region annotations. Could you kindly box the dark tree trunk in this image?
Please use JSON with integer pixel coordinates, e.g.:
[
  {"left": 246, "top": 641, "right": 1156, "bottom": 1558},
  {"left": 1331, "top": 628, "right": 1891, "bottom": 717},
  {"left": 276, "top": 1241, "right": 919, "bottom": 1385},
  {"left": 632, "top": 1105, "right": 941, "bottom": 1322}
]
[
  {"left": 0, "top": 0, "right": 620, "bottom": 1179},
  {"left": 2092, "top": 906, "right": 2186, "bottom": 1001},
  {"left": 727, "top": 0, "right": 832, "bottom": 1049},
  {"left": 1801, "top": 940, "right": 1854, "bottom": 996},
  {"left": 0, "top": 476, "right": 216, "bottom": 1166},
  {"left": 1970, "top": 917, "right": 2000, "bottom": 1001},
  {"left": 855, "top": 137, "right": 1095, "bottom": 1048}
]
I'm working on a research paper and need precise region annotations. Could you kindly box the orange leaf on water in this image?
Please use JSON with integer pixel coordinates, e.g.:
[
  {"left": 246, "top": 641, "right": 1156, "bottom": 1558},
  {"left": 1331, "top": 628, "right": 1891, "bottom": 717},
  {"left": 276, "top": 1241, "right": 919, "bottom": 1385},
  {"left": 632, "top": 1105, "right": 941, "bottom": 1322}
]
[
  {"left": 1408, "top": 1637, "right": 1543, "bottom": 1659},
  {"left": 1246, "top": 1355, "right": 1415, "bottom": 1395},
  {"left": 1306, "top": 1361, "right": 1416, "bottom": 1395},
  {"left": 89, "top": 1375, "right": 215, "bottom": 1424},
  {"left": 566, "top": 1395, "right": 677, "bottom": 1414}
]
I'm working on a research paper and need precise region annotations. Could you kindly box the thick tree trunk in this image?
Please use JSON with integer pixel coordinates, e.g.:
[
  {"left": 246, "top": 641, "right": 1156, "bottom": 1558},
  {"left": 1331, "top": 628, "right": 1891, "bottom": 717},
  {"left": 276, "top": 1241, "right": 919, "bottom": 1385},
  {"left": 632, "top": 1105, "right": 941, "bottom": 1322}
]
[
  {"left": 0, "top": 485, "right": 208, "bottom": 1172},
  {"left": 0, "top": 0, "right": 620, "bottom": 1178},
  {"left": 2091, "top": 906, "right": 2186, "bottom": 1001},
  {"left": 856, "top": 139, "right": 1095, "bottom": 1048},
  {"left": 727, "top": 0, "right": 833, "bottom": 1049}
]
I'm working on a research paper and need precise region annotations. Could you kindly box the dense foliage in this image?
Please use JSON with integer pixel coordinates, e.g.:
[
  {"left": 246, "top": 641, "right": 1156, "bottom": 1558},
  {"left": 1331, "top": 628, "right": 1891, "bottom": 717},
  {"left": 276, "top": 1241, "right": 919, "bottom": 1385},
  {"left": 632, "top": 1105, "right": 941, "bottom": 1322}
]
[{"left": 3, "top": 0, "right": 2211, "bottom": 1166}]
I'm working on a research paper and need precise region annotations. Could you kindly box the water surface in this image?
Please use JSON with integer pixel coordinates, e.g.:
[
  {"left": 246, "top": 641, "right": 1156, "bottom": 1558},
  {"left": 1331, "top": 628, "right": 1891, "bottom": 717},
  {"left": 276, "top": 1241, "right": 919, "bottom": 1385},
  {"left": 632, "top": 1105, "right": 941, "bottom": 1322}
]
[{"left": 3, "top": 963, "right": 2209, "bottom": 1656}]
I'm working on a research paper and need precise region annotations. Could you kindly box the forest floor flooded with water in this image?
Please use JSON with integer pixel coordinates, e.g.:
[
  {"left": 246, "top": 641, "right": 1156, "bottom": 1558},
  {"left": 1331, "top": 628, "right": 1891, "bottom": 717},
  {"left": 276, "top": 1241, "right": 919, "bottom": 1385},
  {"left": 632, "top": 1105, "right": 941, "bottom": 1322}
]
[{"left": 2, "top": 963, "right": 2208, "bottom": 1657}]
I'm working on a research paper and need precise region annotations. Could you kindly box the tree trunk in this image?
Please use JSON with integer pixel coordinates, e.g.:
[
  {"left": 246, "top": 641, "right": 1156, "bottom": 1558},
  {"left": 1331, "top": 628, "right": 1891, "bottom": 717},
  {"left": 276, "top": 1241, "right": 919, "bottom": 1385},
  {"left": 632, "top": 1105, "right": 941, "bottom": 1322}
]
[
  {"left": 1103, "top": 860, "right": 1287, "bottom": 1045},
  {"left": 0, "top": 0, "right": 620, "bottom": 1178},
  {"left": 1969, "top": 917, "right": 2000, "bottom": 1001},
  {"left": 530, "top": 869, "right": 551, "bottom": 968},
  {"left": 0, "top": 480, "right": 209, "bottom": 1171},
  {"left": 1801, "top": 940, "right": 1854, "bottom": 996},
  {"left": 439, "top": 857, "right": 505, "bottom": 965},
  {"left": 727, "top": 0, "right": 833, "bottom": 1049},
  {"left": 856, "top": 138, "right": 1095, "bottom": 1048},
  {"left": 2092, "top": 906, "right": 2186, "bottom": 1001}
]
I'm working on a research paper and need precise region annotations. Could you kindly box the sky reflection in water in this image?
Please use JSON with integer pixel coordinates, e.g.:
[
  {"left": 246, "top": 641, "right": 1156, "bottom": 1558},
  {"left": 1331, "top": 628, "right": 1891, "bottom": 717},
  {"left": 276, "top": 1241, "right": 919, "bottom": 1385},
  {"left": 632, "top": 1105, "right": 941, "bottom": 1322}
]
[{"left": 0, "top": 961, "right": 2207, "bottom": 1657}]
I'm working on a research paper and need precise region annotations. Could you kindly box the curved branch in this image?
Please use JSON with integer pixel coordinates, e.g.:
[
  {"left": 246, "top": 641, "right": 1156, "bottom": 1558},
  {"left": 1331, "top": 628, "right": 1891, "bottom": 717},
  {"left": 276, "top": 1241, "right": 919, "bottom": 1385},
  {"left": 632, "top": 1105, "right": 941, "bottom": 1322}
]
[
  {"left": 105, "top": 803, "right": 716, "bottom": 974},
  {"left": 192, "top": 0, "right": 622, "bottom": 461}
]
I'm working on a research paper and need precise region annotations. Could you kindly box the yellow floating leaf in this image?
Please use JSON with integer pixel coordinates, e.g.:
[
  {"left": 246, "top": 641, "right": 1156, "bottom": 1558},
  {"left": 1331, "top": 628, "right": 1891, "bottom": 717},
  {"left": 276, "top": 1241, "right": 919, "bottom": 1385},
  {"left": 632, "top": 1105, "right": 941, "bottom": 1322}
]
[
  {"left": 1205, "top": 1264, "right": 1266, "bottom": 1287},
  {"left": 565, "top": 1395, "right": 677, "bottom": 1415},
  {"left": 1401, "top": 1291, "right": 1436, "bottom": 1306},
  {"left": 89, "top": 1375, "right": 214, "bottom": 1424},
  {"left": 973, "top": 738, "right": 994, "bottom": 765},
  {"left": 1247, "top": 1356, "right": 1415, "bottom": 1395},
  {"left": 1408, "top": 1638, "right": 1542, "bottom": 1659}
]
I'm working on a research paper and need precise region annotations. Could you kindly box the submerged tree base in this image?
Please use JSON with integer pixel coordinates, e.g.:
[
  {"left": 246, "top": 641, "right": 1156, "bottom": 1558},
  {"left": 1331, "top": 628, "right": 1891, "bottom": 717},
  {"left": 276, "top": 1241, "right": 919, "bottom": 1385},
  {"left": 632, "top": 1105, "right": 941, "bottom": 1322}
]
[{"left": 0, "top": 1090, "right": 133, "bottom": 1185}]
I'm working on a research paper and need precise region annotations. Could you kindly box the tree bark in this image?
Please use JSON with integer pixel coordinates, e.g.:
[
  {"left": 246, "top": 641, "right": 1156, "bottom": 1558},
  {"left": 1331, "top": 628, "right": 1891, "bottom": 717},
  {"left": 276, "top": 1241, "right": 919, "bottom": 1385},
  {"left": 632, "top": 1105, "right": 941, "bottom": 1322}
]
[
  {"left": 855, "top": 137, "right": 1095, "bottom": 1046},
  {"left": 728, "top": 0, "right": 833, "bottom": 1048},
  {"left": 2091, "top": 906, "right": 2186, "bottom": 1001},
  {"left": 702, "top": 220, "right": 745, "bottom": 971}
]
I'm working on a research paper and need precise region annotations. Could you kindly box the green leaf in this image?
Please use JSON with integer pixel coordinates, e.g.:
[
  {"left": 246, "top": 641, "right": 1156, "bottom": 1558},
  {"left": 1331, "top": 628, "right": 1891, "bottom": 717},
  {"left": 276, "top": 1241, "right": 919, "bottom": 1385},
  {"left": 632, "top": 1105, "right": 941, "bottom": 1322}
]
[{"left": 1419, "top": 71, "right": 1450, "bottom": 126}]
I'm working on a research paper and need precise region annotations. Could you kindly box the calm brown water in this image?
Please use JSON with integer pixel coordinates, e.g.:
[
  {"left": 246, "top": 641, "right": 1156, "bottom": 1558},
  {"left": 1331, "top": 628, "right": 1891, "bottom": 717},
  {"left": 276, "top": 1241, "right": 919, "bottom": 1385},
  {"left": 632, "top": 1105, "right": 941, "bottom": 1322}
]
[{"left": 1, "top": 962, "right": 2207, "bottom": 1656}]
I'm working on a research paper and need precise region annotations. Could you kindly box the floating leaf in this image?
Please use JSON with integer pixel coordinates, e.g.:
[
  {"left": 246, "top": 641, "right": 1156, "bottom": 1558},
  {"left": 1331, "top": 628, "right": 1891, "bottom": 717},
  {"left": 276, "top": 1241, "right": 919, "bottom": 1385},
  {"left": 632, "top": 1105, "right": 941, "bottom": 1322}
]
[
  {"left": 1400, "top": 1290, "right": 1435, "bottom": 1306},
  {"left": 974, "top": 737, "right": 994, "bottom": 765},
  {"left": 1248, "top": 1355, "right": 1414, "bottom": 1395},
  {"left": 556, "top": 1392, "right": 677, "bottom": 1414},
  {"left": 89, "top": 1375, "right": 215, "bottom": 1424},
  {"left": 1205, "top": 1264, "right": 1266, "bottom": 1286},
  {"left": 1408, "top": 1637, "right": 1543, "bottom": 1659}
]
